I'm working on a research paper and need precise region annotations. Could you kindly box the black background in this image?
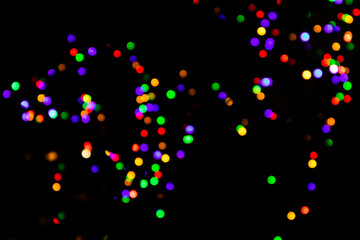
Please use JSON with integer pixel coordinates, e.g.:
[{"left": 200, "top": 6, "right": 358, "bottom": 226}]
[{"left": 0, "top": 1, "right": 359, "bottom": 239}]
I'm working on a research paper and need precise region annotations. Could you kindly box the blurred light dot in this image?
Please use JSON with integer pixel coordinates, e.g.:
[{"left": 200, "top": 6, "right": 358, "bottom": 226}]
[
  {"left": 11, "top": 81, "right": 20, "bottom": 91},
  {"left": 48, "top": 69, "right": 56, "bottom": 76},
  {"left": 156, "top": 209, "right": 165, "bottom": 218},
  {"left": 300, "top": 32, "right": 310, "bottom": 42},
  {"left": 267, "top": 175, "right": 276, "bottom": 184},
  {"left": 313, "top": 24, "right": 322, "bottom": 33},
  {"left": 308, "top": 182, "right": 316, "bottom": 191},
  {"left": 67, "top": 34, "right": 75, "bottom": 43},
  {"left": 82, "top": 149, "right": 91, "bottom": 159},
  {"left": 313, "top": 69, "right": 323, "bottom": 78},
  {"left": 127, "top": 42, "right": 135, "bottom": 50},
  {"left": 301, "top": 206, "right": 310, "bottom": 215},
  {"left": 287, "top": 211, "right": 296, "bottom": 220},
  {"left": 177, "top": 150, "right": 185, "bottom": 159},
  {"left": 166, "top": 90, "right": 176, "bottom": 99},
  {"left": 308, "top": 159, "right": 317, "bottom": 168},
  {"left": 236, "top": 14, "right": 245, "bottom": 23},
  {"left": 48, "top": 109, "right": 58, "bottom": 119},
  {"left": 88, "top": 47, "right": 97, "bottom": 56},
  {"left": 91, "top": 165, "right": 99, "bottom": 173},
  {"left": 268, "top": 12, "right": 277, "bottom": 20},
  {"left": 20, "top": 100, "right": 29, "bottom": 109},
  {"left": 52, "top": 183, "right": 61, "bottom": 192},
  {"left": 257, "top": 27, "right": 266, "bottom": 36},
  {"left": 302, "top": 70, "right": 312, "bottom": 80},
  {"left": 185, "top": 125, "right": 195, "bottom": 134}
]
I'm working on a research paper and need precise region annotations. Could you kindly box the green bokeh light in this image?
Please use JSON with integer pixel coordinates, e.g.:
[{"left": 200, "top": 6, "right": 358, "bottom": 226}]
[
  {"left": 166, "top": 90, "right": 176, "bottom": 99},
  {"left": 151, "top": 163, "right": 160, "bottom": 172},
  {"left": 252, "top": 85, "right": 261, "bottom": 94},
  {"left": 140, "top": 179, "right": 148, "bottom": 188},
  {"left": 11, "top": 81, "right": 20, "bottom": 91},
  {"left": 61, "top": 111, "right": 69, "bottom": 120},
  {"left": 150, "top": 177, "right": 159, "bottom": 186},
  {"left": 325, "top": 138, "right": 333, "bottom": 147},
  {"left": 58, "top": 163, "right": 66, "bottom": 171},
  {"left": 157, "top": 116, "right": 165, "bottom": 125},
  {"left": 156, "top": 209, "right": 165, "bottom": 218},
  {"left": 267, "top": 175, "right": 276, "bottom": 185},
  {"left": 75, "top": 53, "right": 84, "bottom": 62},
  {"left": 122, "top": 196, "right": 130, "bottom": 203},
  {"left": 343, "top": 81, "right": 352, "bottom": 91},
  {"left": 58, "top": 211, "right": 66, "bottom": 220}
]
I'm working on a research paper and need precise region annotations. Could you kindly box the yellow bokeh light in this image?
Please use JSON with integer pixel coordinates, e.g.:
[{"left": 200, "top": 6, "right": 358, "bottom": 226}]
[
  {"left": 257, "top": 92, "right": 265, "bottom": 100},
  {"left": 52, "top": 183, "right": 61, "bottom": 192},
  {"left": 105, "top": 150, "right": 110, "bottom": 156},
  {"left": 37, "top": 94, "right": 45, "bottom": 103},
  {"left": 289, "top": 33, "right": 297, "bottom": 41},
  {"left": 308, "top": 159, "right": 317, "bottom": 168},
  {"left": 302, "top": 70, "right": 312, "bottom": 80},
  {"left": 81, "top": 149, "right": 91, "bottom": 159},
  {"left": 237, "top": 127, "right": 247, "bottom": 136},
  {"left": 287, "top": 211, "right": 296, "bottom": 220},
  {"left": 332, "top": 42, "right": 340, "bottom": 51},
  {"left": 326, "top": 117, "right": 335, "bottom": 126},
  {"left": 179, "top": 70, "right": 187, "bottom": 78},
  {"left": 151, "top": 78, "right": 159, "bottom": 87},
  {"left": 158, "top": 142, "right": 167, "bottom": 150},
  {"left": 257, "top": 27, "right": 266, "bottom": 36},
  {"left": 134, "top": 157, "right": 143, "bottom": 166},
  {"left": 141, "top": 94, "right": 149, "bottom": 103},
  {"left": 313, "top": 24, "right": 321, "bottom": 33},
  {"left": 161, "top": 154, "right": 170, "bottom": 163}
]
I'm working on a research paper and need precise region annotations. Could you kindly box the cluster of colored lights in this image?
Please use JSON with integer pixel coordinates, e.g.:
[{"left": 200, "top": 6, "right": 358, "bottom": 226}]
[
  {"left": 211, "top": 82, "right": 234, "bottom": 106},
  {"left": 252, "top": 77, "right": 273, "bottom": 101}
]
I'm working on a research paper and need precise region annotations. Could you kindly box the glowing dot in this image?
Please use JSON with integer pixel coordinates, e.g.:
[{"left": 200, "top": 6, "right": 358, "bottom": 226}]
[
  {"left": 70, "top": 48, "right": 78, "bottom": 56},
  {"left": 185, "top": 125, "right": 195, "bottom": 134},
  {"left": 91, "top": 165, "right": 99, "bottom": 173},
  {"left": 88, "top": 47, "right": 97, "bottom": 56},
  {"left": 313, "top": 24, "right": 322, "bottom": 33},
  {"left": 302, "top": 70, "right": 312, "bottom": 80},
  {"left": 81, "top": 149, "right": 91, "bottom": 159},
  {"left": 11, "top": 82, "right": 20, "bottom": 91},
  {"left": 166, "top": 90, "right": 176, "bottom": 99},
  {"left": 211, "top": 82, "right": 220, "bottom": 91},
  {"left": 140, "top": 179, "right": 148, "bottom": 188},
  {"left": 129, "top": 190, "right": 138, "bottom": 198},
  {"left": 274, "top": 236, "right": 282, "bottom": 240},
  {"left": 310, "top": 151, "right": 318, "bottom": 159},
  {"left": 308, "top": 159, "right": 317, "bottom": 168},
  {"left": 236, "top": 14, "right": 245, "bottom": 23},
  {"left": 48, "top": 109, "right": 58, "bottom": 119},
  {"left": 237, "top": 126, "right": 247, "bottom": 136},
  {"left": 20, "top": 100, "right": 29, "bottom": 109},
  {"left": 179, "top": 70, "right": 187, "bottom": 78},
  {"left": 67, "top": 34, "right": 75, "bottom": 43},
  {"left": 150, "top": 177, "right": 159, "bottom": 186},
  {"left": 252, "top": 85, "right": 261, "bottom": 94},
  {"left": 264, "top": 109, "right": 273, "bottom": 118},
  {"left": 264, "top": 38, "right": 275, "bottom": 51},
  {"left": 134, "top": 157, "right": 143, "bottom": 166},
  {"left": 250, "top": 37, "right": 260, "bottom": 47},
  {"left": 127, "top": 42, "right": 135, "bottom": 50},
  {"left": 267, "top": 175, "right": 276, "bottom": 184},
  {"left": 75, "top": 53, "right": 84, "bottom": 62},
  {"left": 280, "top": 54, "right": 289, "bottom": 63},
  {"left": 326, "top": 117, "right": 335, "bottom": 126},
  {"left": 287, "top": 211, "right": 296, "bottom": 220},
  {"left": 127, "top": 171, "right": 136, "bottom": 180},
  {"left": 52, "top": 183, "right": 61, "bottom": 192},
  {"left": 48, "top": 69, "right": 56, "bottom": 76},
  {"left": 268, "top": 12, "right": 277, "bottom": 20},
  {"left": 183, "top": 135, "right": 194, "bottom": 144},
  {"left": 54, "top": 173, "right": 62, "bottom": 181},
  {"left": 156, "top": 209, "right": 165, "bottom": 218},
  {"left": 58, "top": 211, "right": 66, "bottom": 220},
  {"left": 308, "top": 182, "right": 316, "bottom": 191},
  {"left": 157, "top": 116, "right": 166, "bottom": 125},
  {"left": 322, "top": 124, "right": 331, "bottom": 133},
  {"left": 300, "top": 32, "right": 310, "bottom": 42},
  {"left": 343, "top": 81, "right": 352, "bottom": 90},
  {"left": 116, "top": 162, "right": 124, "bottom": 170},
  {"left": 257, "top": 92, "right": 265, "bottom": 100},
  {"left": 313, "top": 69, "right": 323, "bottom": 78},
  {"left": 161, "top": 154, "right": 170, "bottom": 163},
  {"left": 259, "top": 50, "right": 267, "bottom": 58},
  {"left": 177, "top": 150, "right": 185, "bottom": 159},
  {"left": 257, "top": 27, "right": 266, "bottom": 36},
  {"left": 113, "top": 50, "right": 121, "bottom": 58},
  {"left": 332, "top": 42, "right": 341, "bottom": 51},
  {"left": 151, "top": 78, "right": 159, "bottom": 87},
  {"left": 301, "top": 206, "right": 310, "bottom": 215},
  {"left": 256, "top": 10, "right": 264, "bottom": 18},
  {"left": 289, "top": 33, "right": 297, "bottom": 41}
]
